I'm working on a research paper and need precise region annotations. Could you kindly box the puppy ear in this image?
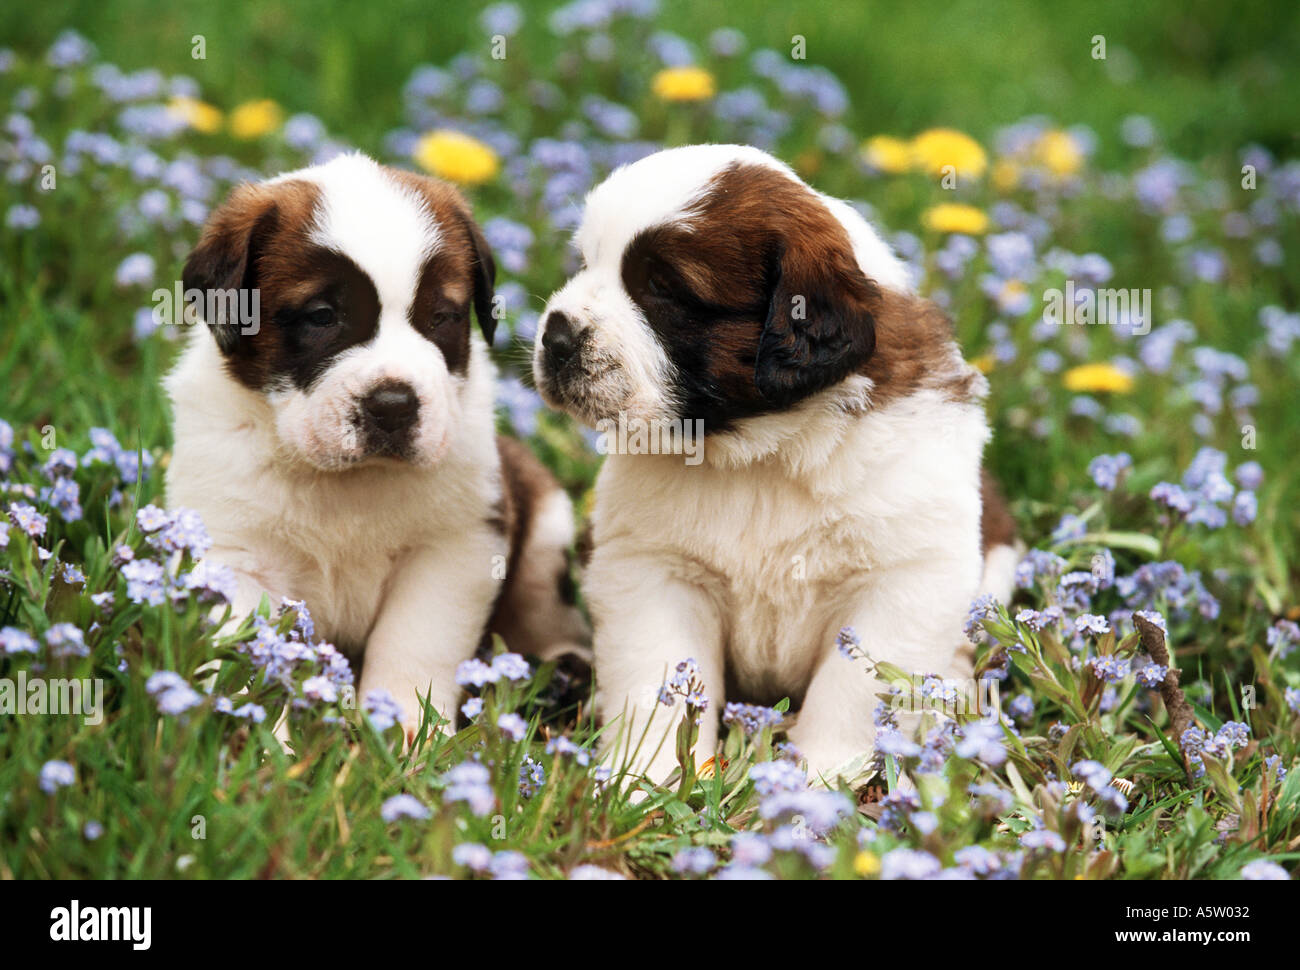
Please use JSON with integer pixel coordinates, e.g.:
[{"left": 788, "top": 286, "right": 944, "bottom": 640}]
[
  {"left": 754, "top": 239, "right": 878, "bottom": 408},
  {"left": 181, "top": 185, "right": 277, "bottom": 355},
  {"left": 461, "top": 211, "right": 497, "bottom": 346}
]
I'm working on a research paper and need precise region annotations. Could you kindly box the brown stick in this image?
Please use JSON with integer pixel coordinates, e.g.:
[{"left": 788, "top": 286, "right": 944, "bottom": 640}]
[
  {"left": 1133, "top": 612, "right": 1195, "bottom": 756},
  {"left": 584, "top": 811, "right": 662, "bottom": 850}
]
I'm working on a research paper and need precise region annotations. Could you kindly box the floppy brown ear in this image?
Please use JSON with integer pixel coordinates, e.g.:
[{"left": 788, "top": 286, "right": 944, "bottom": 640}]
[
  {"left": 460, "top": 210, "right": 497, "bottom": 346},
  {"left": 181, "top": 184, "right": 278, "bottom": 355},
  {"left": 391, "top": 167, "right": 499, "bottom": 346},
  {"left": 754, "top": 237, "right": 878, "bottom": 408}
]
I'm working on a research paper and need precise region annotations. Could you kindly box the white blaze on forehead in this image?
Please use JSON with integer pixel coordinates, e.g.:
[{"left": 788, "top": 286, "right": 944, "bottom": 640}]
[
  {"left": 575, "top": 143, "right": 792, "bottom": 268},
  {"left": 269, "top": 152, "right": 442, "bottom": 321}
]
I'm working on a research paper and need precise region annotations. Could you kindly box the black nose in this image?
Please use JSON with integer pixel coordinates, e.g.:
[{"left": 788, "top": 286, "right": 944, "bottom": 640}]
[
  {"left": 541, "top": 311, "right": 578, "bottom": 367},
  {"left": 361, "top": 384, "right": 419, "bottom": 435}
]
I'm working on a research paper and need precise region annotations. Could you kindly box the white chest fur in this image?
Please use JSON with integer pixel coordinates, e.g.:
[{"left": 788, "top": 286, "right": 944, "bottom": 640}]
[
  {"left": 587, "top": 384, "right": 990, "bottom": 699},
  {"left": 164, "top": 331, "right": 502, "bottom": 649}
]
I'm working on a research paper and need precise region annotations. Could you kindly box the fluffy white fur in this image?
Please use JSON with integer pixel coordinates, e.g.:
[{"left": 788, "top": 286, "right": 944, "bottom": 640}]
[
  {"left": 536, "top": 144, "right": 1016, "bottom": 785},
  {"left": 168, "top": 332, "right": 505, "bottom": 727}
]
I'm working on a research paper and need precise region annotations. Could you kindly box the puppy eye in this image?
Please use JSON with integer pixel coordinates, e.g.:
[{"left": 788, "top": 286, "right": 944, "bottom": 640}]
[
  {"left": 302, "top": 302, "right": 337, "bottom": 327},
  {"left": 430, "top": 310, "right": 464, "bottom": 330},
  {"left": 645, "top": 264, "right": 677, "bottom": 300}
]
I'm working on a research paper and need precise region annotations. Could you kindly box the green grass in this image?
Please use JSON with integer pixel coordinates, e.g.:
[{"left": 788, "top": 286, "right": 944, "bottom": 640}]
[
  {"left": 1, "top": 0, "right": 1298, "bottom": 880},
  {"left": 4, "top": 0, "right": 1298, "bottom": 158}
]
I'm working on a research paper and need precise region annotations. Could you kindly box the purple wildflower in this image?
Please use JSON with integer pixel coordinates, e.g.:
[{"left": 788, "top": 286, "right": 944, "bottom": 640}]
[
  {"left": 39, "top": 759, "right": 76, "bottom": 794},
  {"left": 1089, "top": 655, "right": 1130, "bottom": 683},
  {"left": 497, "top": 712, "right": 527, "bottom": 741},
  {"left": 1020, "top": 829, "right": 1066, "bottom": 852},
  {"left": 0, "top": 627, "right": 39, "bottom": 654},
  {"left": 672, "top": 846, "right": 716, "bottom": 875},
  {"left": 1088, "top": 452, "right": 1132, "bottom": 491},
  {"left": 1136, "top": 664, "right": 1168, "bottom": 688},
  {"left": 380, "top": 794, "right": 431, "bottom": 823},
  {"left": 880, "top": 848, "right": 942, "bottom": 880},
  {"left": 1075, "top": 613, "right": 1110, "bottom": 636},
  {"left": 45, "top": 622, "right": 88, "bottom": 658},
  {"left": 491, "top": 652, "right": 531, "bottom": 681},
  {"left": 455, "top": 658, "right": 500, "bottom": 688},
  {"left": 453, "top": 842, "right": 492, "bottom": 872},
  {"left": 364, "top": 689, "right": 405, "bottom": 732},
  {"left": 443, "top": 761, "right": 495, "bottom": 816}
]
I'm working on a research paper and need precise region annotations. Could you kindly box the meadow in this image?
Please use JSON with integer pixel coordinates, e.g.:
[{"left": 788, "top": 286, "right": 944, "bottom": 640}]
[{"left": 1, "top": 0, "right": 1298, "bottom": 880}]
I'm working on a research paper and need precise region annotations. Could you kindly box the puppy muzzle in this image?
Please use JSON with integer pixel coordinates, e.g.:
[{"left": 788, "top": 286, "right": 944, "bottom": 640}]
[{"left": 357, "top": 380, "right": 421, "bottom": 459}]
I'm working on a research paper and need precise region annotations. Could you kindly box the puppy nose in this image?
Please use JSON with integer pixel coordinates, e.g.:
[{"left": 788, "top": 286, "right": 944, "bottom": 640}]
[
  {"left": 541, "top": 311, "right": 578, "bottom": 366},
  {"left": 362, "top": 384, "right": 419, "bottom": 434}
]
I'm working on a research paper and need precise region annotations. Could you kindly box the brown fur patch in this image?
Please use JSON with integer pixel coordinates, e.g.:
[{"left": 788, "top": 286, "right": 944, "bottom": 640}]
[
  {"left": 488, "top": 435, "right": 559, "bottom": 614},
  {"left": 864, "top": 288, "right": 983, "bottom": 408},
  {"left": 979, "top": 468, "right": 1018, "bottom": 553},
  {"left": 182, "top": 178, "right": 330, "bottom": 389},
  {"left": 486, "top": 437, "right": 590, "bottom": 668},
  {"left": 620, "top": 162, "right": 976, "bottom": 425},
  {"left": 575, "top": 517, "right": 594, "bottom": 569}
]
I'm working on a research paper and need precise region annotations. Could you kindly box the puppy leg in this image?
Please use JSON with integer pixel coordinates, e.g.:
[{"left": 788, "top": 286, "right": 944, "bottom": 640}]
[
  {"left": 203, "top": 546, "right": 294, "bottom": 634},
  {"left": 587, "top": 556, "right": 724, "bottom": 784},
  {"left": 944, "top": 540, "right": 1025, "bottom": 680},
  {"left": 948, "top": 468, "right": 1021, "bottom": 681},
  {"left": 792, "top": 556, "right": 976, "bottom": 785},
  {"left": 977, "top": 469, "right": 1020, "bottom": 607},
  {"left": 359, "top": 538, "right": 501, "bottom": 737}
]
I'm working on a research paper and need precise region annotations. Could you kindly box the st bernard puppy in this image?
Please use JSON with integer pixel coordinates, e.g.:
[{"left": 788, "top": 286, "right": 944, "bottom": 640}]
[
  {"left": 166, "top": 152, "right": 587, "bottom": 735},
  {"left": 533, "top": 144, "right": 1017, "bottom": 784}
]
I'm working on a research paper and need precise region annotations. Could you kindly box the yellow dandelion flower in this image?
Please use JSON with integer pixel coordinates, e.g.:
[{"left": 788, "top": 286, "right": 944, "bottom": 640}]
[
  {"left": 992, "top": 158, "right": 1020, "bottom": 193},
  {"left": 413, "top": 129, "right": 500, "bottom": 185},
  {"left": 167, "top": 96, "right": 223, "bottom": 135},
  {"left": 911, "top": 127, "right": 987, "bottom": 179},
  {"left": 970, "top": 353, "right": 995, "bottom": 374},
  {"left": 922, "top": 203, "right": 989, "bottom": 235},
  {"left": 228, "top": 99, "right": 283, "bottom": 139},
  {"left": 861, "top": 135, "right": 912, "bottom": 174},
  {"left": 1063, "top": 363, "right": 1134, "bottom": 394},
  {"left": 853, "top": 851, "right": 881, "bottom": 877},
  {"left": 1035, "top": 130, "right": 1084, "bottom": 177},
  {"left": 652, "top": 66, "right": 715, "bottom": 102}
]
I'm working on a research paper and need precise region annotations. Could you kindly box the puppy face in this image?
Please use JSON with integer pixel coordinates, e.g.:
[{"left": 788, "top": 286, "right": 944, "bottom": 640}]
[
  {"left": 533, "top": 145, "right": 894, "bottom": 433},
  {"left": 183, "top": 153, "right": 496, "bottom": 470}
]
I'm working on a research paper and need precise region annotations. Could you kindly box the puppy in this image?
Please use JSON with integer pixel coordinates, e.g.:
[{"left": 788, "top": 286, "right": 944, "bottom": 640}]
[
  {"left": 533, "top": 144, "right": 1017, "bottom": 784},
  {"left": 166, "top": 152, "right": 587, "bottom": 734}
]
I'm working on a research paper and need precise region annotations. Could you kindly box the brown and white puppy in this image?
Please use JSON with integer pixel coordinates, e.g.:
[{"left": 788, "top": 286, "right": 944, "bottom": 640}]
[
  {"left": 166, "top": 152, "right": 587, "bottom": 734},
  {"left": 533, "top": 144, "right": 1017, "bottom": 785}
]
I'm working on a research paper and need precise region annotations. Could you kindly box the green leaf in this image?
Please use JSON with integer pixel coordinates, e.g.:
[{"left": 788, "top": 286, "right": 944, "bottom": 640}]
[
  {"left": 1144, "top": 716, "right": 1186, "bottom": 772},
  {"left": 1054, "top": 531, "right": 1162, "bottom": 557}
]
